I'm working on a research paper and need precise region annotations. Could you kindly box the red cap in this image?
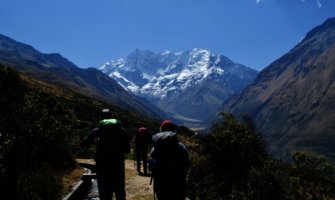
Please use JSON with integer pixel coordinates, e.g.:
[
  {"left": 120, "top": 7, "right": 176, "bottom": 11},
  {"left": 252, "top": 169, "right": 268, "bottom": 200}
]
[{"left": 160, "top": 120, "right": 175, "bottom": 131}]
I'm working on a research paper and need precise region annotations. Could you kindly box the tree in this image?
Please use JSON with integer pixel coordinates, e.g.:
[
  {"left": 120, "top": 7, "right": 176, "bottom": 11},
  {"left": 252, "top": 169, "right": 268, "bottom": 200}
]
[
  {"left": 290, "top": 152, "right": 335, "bottom": 200},
  {"left": 188, "top": 112, "right": 267, "bottom": 199}
]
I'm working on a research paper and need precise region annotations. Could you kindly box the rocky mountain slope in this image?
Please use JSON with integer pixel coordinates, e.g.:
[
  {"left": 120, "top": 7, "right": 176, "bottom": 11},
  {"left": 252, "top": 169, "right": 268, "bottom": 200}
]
[
  {"left": 99, "top": 48, "right": 258, "bottom": 126},
  {"left": 0, "top": 34, "right": 161, "bottom": 118},
  {"left": 222, "top": 17, "right": 335, "bottom": 161}
]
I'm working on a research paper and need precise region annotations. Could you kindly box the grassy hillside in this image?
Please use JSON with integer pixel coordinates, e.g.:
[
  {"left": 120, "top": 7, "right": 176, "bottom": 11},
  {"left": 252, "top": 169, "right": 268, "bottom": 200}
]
[{"left": 0, "top": 63, "right": 160, "bottom": 199}]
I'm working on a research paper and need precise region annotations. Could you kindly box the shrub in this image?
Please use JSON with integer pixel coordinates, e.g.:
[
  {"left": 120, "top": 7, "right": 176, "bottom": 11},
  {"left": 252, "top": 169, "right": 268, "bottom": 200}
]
[
  {"left": 188, "top": 112, "right": 267, "bottom": 199},
  {"left": 187, "top": 113, "right": 335, "bottom": 200},
  {"left": 0, "top": 64, "right": 78, "bottom": 199}
]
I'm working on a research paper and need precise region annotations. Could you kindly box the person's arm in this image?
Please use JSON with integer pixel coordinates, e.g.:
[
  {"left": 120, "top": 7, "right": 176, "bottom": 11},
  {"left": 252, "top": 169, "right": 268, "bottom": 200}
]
[
  {"left": 147, "top": 130, "right": 153, "bottom": 143},
  {"left": 149, "top": 146, "right": 156, "bottom": 158},
  {"left": 80, "top": 128, "right": 99, "bottom": 147},
  {"left": 122, "top": 128, "right": 131, "bottom": 154},
  {"left": 148, "top": 147, "right": 157, "bottom": 173},
  {"left": 179, "top": 143, "right": 191, "bottom": 169}
]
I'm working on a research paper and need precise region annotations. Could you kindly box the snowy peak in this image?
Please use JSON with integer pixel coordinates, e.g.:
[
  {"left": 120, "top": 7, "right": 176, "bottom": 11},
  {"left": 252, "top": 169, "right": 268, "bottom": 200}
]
[
  {"left": 99, "top": 48, "right": 256, "bottom": 98},
  {"left": 98, "top": 48, "right": 258, "bottom": 125}
]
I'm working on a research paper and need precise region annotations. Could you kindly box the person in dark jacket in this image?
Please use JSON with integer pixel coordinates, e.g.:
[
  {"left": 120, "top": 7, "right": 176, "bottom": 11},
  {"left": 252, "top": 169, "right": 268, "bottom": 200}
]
[
  {"left": 81, "top": 109, "right": 130, "bottom": 200},
  {"left": 134, "top": 122, "right": 151, "bottom": 174},
  {"left": 149, "top": 120, "right": 190, "bottom": 200}
]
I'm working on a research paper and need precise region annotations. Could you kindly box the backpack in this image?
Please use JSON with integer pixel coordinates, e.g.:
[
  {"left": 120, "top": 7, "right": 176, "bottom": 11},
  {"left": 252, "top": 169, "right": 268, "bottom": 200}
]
[
  {"left": 95, "top": 119, "right": 130, "bottom": 162},
  {"left": 149, "top": 131, "right": 189, "bottom": 175},
  {"left": 135, "top": 127, "right": 150, "bottom": 145}
]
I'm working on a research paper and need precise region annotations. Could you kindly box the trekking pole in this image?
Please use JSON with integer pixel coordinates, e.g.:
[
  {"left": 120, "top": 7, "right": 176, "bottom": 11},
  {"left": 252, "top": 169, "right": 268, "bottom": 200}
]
[{"left": 149, "top": 176, "right": 156, "bottom": 200}]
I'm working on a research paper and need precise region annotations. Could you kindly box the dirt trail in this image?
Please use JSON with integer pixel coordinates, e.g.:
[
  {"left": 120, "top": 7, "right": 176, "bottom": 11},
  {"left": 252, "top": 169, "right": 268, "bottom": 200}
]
[
  {"left": 75, "top": 159, "right": 154, "bottom": 200},
  {"left": 125, "top": 160, "right": 154, "bottom": 200}
]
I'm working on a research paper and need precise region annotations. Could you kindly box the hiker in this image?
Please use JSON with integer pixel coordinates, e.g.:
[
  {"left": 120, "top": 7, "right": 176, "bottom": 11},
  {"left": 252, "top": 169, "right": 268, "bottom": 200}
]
[
  {"left": 134, "top": 122, "right": 151, "bottom": 174},
  {"left": 81, "top": 108, "right": 130, "bottom": 200},
  {"left": 149, "top": 120, "right": 190, "bottom": 200}
]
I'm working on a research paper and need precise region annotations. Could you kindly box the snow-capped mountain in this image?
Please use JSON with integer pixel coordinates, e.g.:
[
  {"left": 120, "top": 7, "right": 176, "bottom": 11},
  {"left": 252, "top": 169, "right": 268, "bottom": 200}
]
[{"left": 99, "top": 48, "right": 258, "bottom": 127}]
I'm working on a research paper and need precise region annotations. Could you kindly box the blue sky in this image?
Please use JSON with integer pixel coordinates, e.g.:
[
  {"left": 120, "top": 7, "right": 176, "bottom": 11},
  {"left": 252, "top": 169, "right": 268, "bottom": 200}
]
[{"left": 1, "top": 0, "right": 334, "bottom": 70}]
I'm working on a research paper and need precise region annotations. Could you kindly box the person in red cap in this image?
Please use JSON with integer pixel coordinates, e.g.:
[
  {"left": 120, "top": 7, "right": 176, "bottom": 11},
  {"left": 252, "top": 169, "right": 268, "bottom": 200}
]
[
  {"left": 149, "top": 120, "right": 190, "bottom": 200},
  {"left": 160, "top": 120, "right": 174, "bottom": 130}
]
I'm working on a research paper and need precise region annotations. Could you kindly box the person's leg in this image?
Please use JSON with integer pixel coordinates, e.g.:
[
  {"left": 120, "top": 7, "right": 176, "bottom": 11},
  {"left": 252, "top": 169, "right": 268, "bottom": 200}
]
[
  {"left": 135, "top": 146, "right": 141, "bottom": 172},
  {"left": 96, "top": 165, "right": 114, "bottom": 200},
  {"left": 174, "top": 177, "right": 187, "bottom": 200},
  {"left": 114, "top": 161, "right": 126, "bottom": 200},
  {"left": 142, "top": 146, "right": 148, "bottom": 174},
  {"left": 154, "top": 176, "right": 171, "bottom": 200},
  {"left": 155, "top": 185, "right": 186, "bottom": 200}
]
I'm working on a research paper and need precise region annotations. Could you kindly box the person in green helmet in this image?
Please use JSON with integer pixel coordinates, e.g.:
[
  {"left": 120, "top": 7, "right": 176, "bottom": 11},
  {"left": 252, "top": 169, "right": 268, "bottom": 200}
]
[{"left": 81, "top": 108, "right": 130, "bottom": 200}]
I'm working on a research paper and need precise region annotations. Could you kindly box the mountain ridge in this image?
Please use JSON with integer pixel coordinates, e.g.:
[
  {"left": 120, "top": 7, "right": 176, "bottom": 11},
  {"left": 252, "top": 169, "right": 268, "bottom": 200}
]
[
  {"left": 0, "top": 34, "right": 162, "bottom": 119},
  {"left": 222, "top": 17, "right": 335, "bottom": 161},
  {"left": 98, "top": 48, "right": 258, "bottom": 126}
]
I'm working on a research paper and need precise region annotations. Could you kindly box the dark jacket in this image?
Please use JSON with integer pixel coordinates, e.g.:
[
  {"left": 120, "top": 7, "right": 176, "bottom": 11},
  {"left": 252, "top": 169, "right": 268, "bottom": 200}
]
[
  {"left": 135, "top": 127, "right": 151, "bottom": 146},
  {"left": 150, "top": 131, "right": 190, "bottom": 175},
  {"left": 81, "top": 119, "right": 130, "bottom": 163}
]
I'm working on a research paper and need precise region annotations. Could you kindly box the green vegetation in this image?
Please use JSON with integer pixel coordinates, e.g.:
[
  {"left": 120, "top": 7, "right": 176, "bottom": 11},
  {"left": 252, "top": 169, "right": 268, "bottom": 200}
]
[
  {"left": 187, "top": 113, "right": 335, "bottom": 200},
  {"left": 0, "top": 64, "right": 80, "bottom": 199}
]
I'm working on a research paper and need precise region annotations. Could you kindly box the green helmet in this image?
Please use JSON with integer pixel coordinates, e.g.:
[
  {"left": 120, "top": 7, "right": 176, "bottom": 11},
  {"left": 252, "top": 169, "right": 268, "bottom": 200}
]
[{"left": 100, "top": 108, "right": 113, "bottom": 119}]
